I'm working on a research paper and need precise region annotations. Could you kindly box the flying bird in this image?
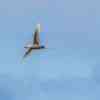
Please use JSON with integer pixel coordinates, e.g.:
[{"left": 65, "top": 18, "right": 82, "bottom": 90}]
[{"left": 23, "top": 24, "right": 46, "bottom": 58}]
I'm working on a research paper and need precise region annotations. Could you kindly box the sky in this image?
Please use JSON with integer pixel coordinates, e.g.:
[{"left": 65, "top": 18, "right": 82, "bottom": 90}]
[{"left": 0, "top": 0, "right": 100, "bottom": 100}]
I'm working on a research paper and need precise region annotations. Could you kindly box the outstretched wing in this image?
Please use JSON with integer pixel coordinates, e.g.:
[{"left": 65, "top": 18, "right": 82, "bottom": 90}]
[
  {"left": 23, "top": 48, "right": 33, "bottom": 58},
  {"left": 33, "top": 29, "right": 40, "bottom": 46}
]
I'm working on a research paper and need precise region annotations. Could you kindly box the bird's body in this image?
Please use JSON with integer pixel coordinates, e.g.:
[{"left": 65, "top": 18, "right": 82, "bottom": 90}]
[
  {"left": 23, "top": 24, "right": 46, "bottom": 58},
  {"left": 24, "top": 45, "right": 45, "bottom": 49}
]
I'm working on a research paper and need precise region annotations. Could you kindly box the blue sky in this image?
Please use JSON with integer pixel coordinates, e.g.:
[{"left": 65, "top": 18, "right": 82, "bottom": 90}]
[{"left": 0, "top": 0, "right": 100, "bottom": 100}]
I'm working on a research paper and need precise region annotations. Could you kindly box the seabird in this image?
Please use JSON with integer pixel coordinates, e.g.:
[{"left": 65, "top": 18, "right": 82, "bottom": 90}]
[{"left": 23, "top": 24, "right": 46, "bottom": 58}]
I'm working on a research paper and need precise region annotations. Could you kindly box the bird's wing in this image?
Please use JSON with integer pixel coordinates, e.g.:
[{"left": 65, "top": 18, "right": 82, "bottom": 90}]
[
  {"left": 23, "top": 48, "right": 33, "bottom": 58},
  {"left": 33, "top": 29, "right": 40, "bottom": 46}
]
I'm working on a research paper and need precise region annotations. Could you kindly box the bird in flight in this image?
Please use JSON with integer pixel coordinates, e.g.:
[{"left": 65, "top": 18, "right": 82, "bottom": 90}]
[{"left": 23, "top": 24, "right": 46, "bottom": 58}]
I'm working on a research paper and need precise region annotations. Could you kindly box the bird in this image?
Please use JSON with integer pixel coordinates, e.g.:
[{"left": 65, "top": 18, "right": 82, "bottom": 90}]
[{"left": 23, "top": 24, "right": 46, "bottom": 58}]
